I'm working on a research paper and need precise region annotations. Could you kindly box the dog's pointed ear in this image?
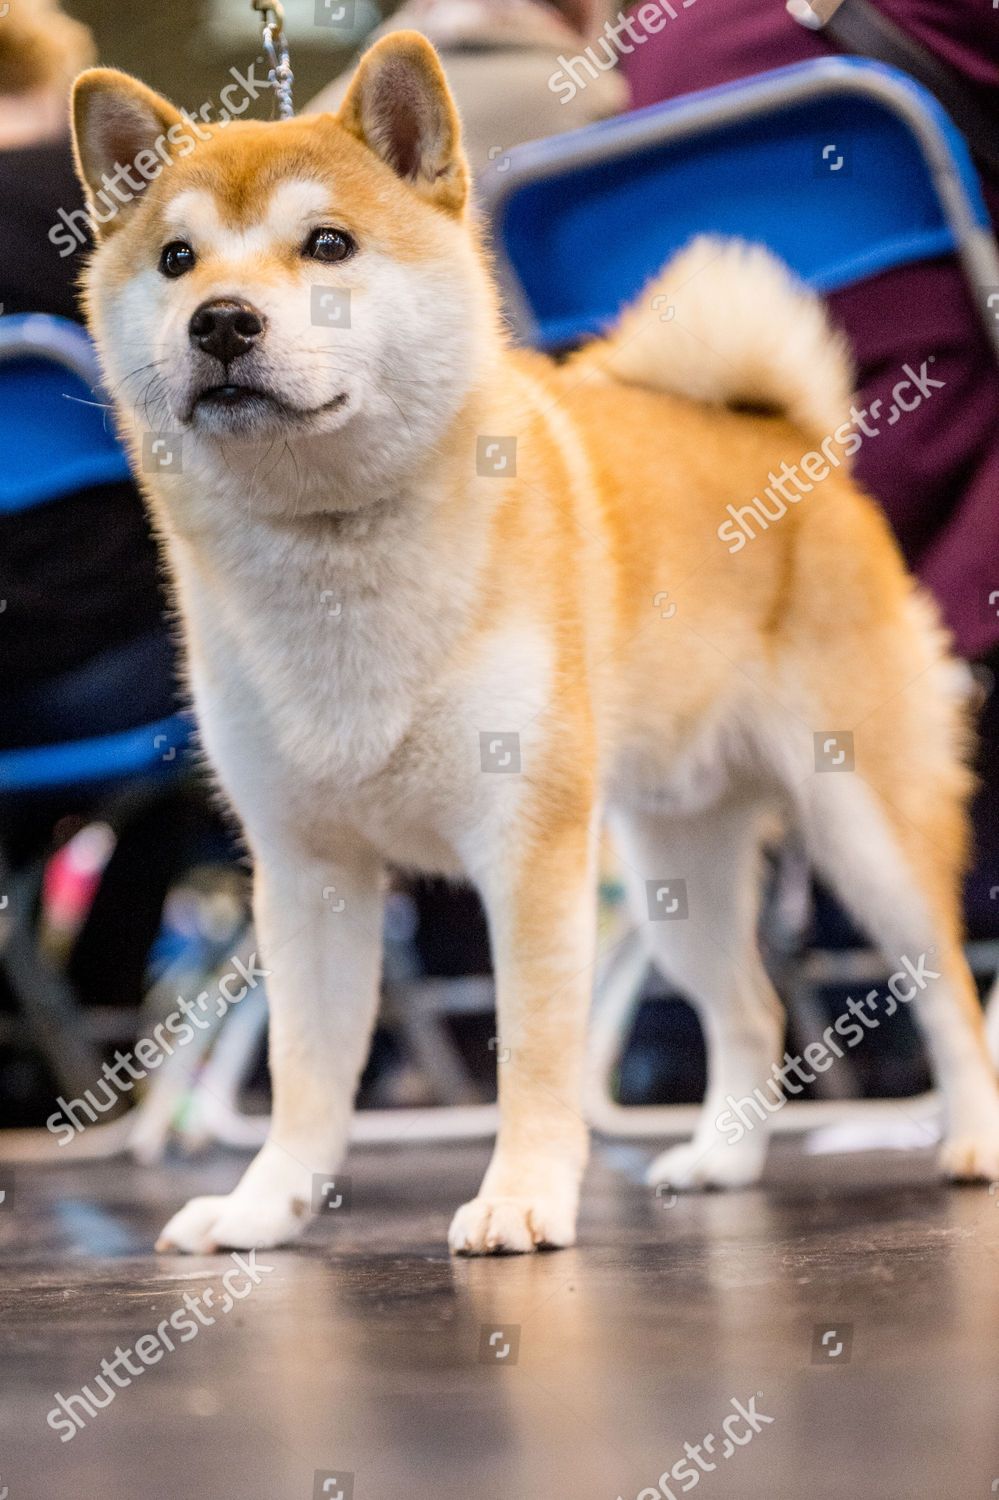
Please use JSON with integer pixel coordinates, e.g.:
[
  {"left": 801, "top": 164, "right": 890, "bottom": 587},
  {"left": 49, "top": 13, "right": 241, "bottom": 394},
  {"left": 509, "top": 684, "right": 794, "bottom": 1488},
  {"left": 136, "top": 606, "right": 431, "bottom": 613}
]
[
  {"left": 337, "top": 32, "right": 469, "bottom": 216},
  {"left": 71, "top": 69, "right": 183, "bottom": 236}
]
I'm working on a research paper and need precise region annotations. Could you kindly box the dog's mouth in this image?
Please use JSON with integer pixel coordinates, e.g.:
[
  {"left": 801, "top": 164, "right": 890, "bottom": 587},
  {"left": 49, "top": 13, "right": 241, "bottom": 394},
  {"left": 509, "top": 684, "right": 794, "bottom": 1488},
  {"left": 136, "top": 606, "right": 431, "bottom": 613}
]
[{"left": 187, "top": 384, "right": 349, "bottom": 429}]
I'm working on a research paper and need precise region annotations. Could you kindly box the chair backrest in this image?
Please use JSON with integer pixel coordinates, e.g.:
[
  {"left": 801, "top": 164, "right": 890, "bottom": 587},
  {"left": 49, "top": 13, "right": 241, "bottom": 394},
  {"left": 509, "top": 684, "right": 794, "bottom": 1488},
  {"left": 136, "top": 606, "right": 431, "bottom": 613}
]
[
  {"left": 0, "top": 313, "right": 131, "bottom": 514},
  {"left": 0, "top": 313, "right": 194, "bottom": 793},
  {"left": 484, "top": 57, "right": 999, "bottom": 353}
]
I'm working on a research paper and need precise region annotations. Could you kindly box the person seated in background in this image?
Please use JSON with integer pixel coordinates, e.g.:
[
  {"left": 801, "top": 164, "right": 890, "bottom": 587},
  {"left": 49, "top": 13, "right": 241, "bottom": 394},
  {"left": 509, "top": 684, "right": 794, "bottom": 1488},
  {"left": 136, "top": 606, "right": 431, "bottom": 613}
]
[
  {"left": 619, "top": 0, "right": 999, "bottom": 926},
  {"left": 0, "top": 0, "right": 170, "bottom": 747},
  {"left": 307, "top": 0, "right": 628, "bottom": 185},
  {"left": 0, "top": 0, "right": 96, "bottom": 318}
]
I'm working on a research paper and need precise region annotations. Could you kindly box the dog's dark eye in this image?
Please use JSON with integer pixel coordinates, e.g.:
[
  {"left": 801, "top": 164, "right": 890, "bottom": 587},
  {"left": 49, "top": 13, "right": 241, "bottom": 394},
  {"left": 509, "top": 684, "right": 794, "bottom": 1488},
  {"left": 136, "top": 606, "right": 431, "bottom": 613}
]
[
  {"left": 303, "top": 227, "right": 355, "bottom": 264},
  {"left": 160, "top": 241, "right": 196, "bottom": 278}
]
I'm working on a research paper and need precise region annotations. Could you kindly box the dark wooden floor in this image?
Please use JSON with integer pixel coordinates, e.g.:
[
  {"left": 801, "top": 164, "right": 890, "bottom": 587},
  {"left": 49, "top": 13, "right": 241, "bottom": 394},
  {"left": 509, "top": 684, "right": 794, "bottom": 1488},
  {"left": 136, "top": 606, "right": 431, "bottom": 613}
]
[{"left": 1, "top": 1139, "right": 998, "bottom": 1499}]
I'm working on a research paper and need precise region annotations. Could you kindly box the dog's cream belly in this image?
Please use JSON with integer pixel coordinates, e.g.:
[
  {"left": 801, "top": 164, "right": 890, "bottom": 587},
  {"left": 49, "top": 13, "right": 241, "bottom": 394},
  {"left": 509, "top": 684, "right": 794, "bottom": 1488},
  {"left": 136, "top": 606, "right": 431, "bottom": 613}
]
[
  {"left": 603, "top": 694, "right": 733, "bottom": 818},
  {"left": 604, "top": 684, "right": 789, "bottom": 820},
  {"left": 606, "top": 744, "right": 732, "bottom": 819}
]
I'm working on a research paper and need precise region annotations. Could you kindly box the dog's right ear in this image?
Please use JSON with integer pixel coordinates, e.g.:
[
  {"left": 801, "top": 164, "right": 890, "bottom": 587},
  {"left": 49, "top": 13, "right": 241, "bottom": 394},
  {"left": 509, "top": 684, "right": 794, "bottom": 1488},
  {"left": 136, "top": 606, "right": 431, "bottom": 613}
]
[{"left": 71, "top": 69, "right": 183, "bottom": 237}]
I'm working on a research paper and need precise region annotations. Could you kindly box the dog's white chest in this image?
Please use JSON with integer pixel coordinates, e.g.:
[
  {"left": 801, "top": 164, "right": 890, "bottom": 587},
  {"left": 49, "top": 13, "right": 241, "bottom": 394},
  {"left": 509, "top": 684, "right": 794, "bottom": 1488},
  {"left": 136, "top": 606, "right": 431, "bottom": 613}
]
[
  {"left": 173, "top": 510, "right": 497, "bottom": 861},
  {"left": 180, "top": 521, "right": 553, "bottom": 876}
]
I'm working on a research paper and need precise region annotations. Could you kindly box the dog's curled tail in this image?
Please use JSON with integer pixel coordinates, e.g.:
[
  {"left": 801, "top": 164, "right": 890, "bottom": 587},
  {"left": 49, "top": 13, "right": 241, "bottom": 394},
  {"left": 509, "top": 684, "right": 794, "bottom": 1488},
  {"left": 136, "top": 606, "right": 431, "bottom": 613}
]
[{"left": 594, "top": 236, "right": 855, "bottom": 444}]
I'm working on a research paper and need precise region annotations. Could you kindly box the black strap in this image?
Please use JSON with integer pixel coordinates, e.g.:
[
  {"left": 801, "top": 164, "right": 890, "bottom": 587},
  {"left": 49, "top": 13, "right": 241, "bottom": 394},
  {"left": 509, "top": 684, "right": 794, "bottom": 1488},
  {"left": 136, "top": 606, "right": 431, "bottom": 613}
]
[{"left": 812, "top": 0, "right": 999, "bottom": 180}]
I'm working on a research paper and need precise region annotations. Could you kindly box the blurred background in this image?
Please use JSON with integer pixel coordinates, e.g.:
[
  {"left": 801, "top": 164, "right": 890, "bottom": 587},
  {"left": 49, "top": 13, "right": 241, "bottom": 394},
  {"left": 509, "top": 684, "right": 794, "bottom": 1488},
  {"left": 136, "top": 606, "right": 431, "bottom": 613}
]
[{"left": 70, "top": 0, "right": 371, "bottom": 107}]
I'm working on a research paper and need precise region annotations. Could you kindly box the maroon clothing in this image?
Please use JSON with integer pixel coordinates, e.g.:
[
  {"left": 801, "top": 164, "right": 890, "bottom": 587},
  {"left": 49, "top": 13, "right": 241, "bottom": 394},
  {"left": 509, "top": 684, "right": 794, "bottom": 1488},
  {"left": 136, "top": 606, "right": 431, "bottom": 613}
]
[
  {"left": 623, "top": 0, "right": 999, "bottom": 657},
  {"left": 625, "top": 0, "right": 999, "bottom": 219}
]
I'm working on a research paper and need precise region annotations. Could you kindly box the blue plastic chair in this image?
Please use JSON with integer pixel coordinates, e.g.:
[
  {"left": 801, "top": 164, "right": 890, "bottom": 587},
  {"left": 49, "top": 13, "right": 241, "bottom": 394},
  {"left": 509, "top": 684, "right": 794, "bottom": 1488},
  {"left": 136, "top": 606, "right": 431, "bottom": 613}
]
[
  {"left": 0, "top": 314, "right": 194, "bottom": 793},
  {"left": 0, "top": 314, "right": 195, "bottom": 1103},
  {"left": 483, "top": 57, "right": 999, "bottom": 356}
]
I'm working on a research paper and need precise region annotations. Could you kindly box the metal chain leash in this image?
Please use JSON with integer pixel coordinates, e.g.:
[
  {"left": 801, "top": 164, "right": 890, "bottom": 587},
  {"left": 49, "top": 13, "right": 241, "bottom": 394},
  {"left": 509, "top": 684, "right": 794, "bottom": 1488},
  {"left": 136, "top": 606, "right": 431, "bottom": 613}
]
[{"left": 251, "top": 0, "right": 295, "bottom": 120}]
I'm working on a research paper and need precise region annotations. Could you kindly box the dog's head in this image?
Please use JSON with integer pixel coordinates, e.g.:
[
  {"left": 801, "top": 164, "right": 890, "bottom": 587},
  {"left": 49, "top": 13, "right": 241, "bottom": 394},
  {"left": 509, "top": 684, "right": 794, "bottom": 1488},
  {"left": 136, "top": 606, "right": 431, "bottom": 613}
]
[{"left": 71, "top": 34, "right": 494, "bottom": 507}]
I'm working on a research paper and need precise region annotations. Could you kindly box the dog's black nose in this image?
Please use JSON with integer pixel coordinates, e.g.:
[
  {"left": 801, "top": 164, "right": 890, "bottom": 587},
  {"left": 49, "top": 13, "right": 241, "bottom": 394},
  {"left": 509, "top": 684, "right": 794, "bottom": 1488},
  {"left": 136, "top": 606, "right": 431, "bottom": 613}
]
[{"left": 188, "top": 299, "right": 264, "bottom": 364}]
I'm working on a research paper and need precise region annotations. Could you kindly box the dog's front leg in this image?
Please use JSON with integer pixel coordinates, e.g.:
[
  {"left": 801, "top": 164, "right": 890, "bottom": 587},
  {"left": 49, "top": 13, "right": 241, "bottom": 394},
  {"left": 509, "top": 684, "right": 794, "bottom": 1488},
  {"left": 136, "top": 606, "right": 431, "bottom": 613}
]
[
  {"left": 157, "top": 839, "right": 384, "bottom": 1253},
  {"left": 449, "top": 815, "right": 596, "bottom": 1254}
]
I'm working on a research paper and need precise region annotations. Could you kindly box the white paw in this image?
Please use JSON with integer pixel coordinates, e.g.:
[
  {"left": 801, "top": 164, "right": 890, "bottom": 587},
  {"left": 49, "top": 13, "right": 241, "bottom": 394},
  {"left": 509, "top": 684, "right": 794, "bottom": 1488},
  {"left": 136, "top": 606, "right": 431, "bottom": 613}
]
[
  {"left": 940, "top": 1133, "right": 999, "bottom": 1182},
  {"left": 155, "top": 1191, "right": 309, "bottom": 1253},
  {"left": 646, "top": 1138, "right": 765, "bottom": 1192},
  {"left": 448, "top": 1193, "right": 577, "bottom": 1255}
]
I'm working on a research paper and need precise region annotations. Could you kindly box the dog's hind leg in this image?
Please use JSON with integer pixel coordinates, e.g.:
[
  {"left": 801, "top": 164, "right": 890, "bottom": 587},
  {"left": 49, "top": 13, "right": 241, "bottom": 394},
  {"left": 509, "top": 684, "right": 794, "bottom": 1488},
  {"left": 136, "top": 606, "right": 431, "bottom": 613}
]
[
  {"left": 610, "top": 798, "right": 785, "bottom": 1190},
  {"left": 800, "top": 755, "right": 999, "bottom": 1179}
]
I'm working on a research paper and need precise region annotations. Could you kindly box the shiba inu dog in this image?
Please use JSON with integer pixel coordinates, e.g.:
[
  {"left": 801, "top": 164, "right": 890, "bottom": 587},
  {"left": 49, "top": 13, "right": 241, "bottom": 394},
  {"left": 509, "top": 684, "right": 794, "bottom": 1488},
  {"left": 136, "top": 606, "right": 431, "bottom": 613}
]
[{"left": 71, "top": 33, "right": 999, "bottom": 1254}]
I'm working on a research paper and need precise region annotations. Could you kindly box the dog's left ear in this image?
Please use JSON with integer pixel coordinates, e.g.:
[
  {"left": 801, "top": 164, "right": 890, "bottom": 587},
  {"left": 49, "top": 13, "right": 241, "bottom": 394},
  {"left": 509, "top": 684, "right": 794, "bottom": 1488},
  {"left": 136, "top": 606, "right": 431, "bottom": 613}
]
[
  {"left": 337, "top": 32, "right": 468, "bottom": 216},
  {"left": 72, "top": 69, "right": 184, "bottom": 236}
]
